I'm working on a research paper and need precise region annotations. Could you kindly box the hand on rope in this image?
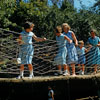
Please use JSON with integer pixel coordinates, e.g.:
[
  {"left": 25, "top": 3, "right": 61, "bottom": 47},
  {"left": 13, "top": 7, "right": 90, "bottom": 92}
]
[{"left": 16, "top": 39, "right": 25, "bottom": 45}]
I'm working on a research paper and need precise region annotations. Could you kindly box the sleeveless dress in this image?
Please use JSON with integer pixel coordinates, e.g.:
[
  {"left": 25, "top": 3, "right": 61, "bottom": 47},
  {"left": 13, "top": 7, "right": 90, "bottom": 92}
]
[
  {"left": 54, "top": 34, "right": 67, "bottom": 65},
  {"left": 87, "top": 36, "right": 100, "bottom": 65},
  {"left": 77, "top": 47, "right": 86, "bottom": 64},
  {"left": 63, "top": 31, "right": 78, "bottom": 64},
  {"left": 18, "top": 31, "right": 34, "bottom": 64}
]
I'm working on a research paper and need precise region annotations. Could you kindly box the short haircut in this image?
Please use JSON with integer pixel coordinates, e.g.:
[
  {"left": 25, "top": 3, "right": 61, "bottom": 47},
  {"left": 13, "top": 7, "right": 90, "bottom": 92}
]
[
  {"left": 23, "top": 21, "right": 34, "bottom": 29},
  {"left": 90, "top": 29, "right": 97, "bottom": 35},
  {"left": 55, "top": 26, "right": 62, "bottom": 33},
  {"left": 62, "top": 23, "right": 71, "bottom": 30},
  {"left": 78, "top": 40, "right": 84, "bottom": 45}
]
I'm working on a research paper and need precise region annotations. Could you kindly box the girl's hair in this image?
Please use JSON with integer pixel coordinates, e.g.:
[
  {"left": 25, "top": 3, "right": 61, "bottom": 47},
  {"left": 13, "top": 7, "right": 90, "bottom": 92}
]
[
  {"left": 23, "top": 21, "right": 34, "bottom": 29},
  {"left": 55, "top": 26, "right": 62, "bottom": 33},
  {"left": 90, "top": 29, "right": 97, "bottom": 35},
  {"left": 78, "top": 40, "right": 84, "bottom": 45},
  {"left": 62, "top": 23, "right": 71, "bottom": 30}
]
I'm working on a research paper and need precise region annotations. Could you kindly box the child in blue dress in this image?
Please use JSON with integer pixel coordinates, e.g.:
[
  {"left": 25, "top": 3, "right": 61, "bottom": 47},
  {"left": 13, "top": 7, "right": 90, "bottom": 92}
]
[
  {"left": 54, "top": 26, "right": 72, "bottom": 76},
  {"left": 62, "top": 23, "right": 78, "bottom": 76},
  {"left": 87, "top": 29, "right": 100, "bottom": 74},
  {"left": 17, "top": 21, "right": 46, "bottom": 79},
  {"left": 77, "top": 41, "right": 88, "bottom": 75}
]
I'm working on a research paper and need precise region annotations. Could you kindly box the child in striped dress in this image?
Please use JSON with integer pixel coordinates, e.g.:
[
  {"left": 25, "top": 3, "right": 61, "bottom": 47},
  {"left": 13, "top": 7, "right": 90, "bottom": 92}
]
[
  {"left": 54, "top": 26, "right": 72, "bottom": 76},
  {"left": 62, "top": 23, "right": 78, "bottom": 76},
  {"left": 17, "top": 21, "right": 46, "bottom": 79},
  {"left": 87, "top": 29, "right": 100, "bottom": 74},
  {"left": 77, "top": 41, "right": 88, "bottom": 75}
]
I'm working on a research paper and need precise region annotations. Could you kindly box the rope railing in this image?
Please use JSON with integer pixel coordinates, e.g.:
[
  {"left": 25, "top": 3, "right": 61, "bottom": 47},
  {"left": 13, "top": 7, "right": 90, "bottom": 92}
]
[{"left": 0, "top": 28, "right": 100, "bottom": 76}]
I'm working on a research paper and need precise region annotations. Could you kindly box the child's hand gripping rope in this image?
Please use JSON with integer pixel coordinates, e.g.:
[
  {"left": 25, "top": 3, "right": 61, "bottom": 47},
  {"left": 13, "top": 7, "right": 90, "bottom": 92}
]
[{"left": 16, "top": 39, "right": 25, "bottom": 45}]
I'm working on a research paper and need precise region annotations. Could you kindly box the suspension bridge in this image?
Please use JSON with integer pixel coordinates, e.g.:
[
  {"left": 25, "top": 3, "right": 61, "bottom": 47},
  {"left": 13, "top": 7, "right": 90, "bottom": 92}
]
[{"left": 0, "top": 28, "right": 100, "bottom": 100}]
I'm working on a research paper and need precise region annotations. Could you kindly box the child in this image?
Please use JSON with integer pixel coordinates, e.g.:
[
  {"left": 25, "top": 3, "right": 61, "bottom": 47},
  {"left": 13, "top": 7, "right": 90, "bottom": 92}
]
[
  {"left": 77, "top": 40, "right": 88, "bottom": 75},
  {"left": 48, "top": 86, "right": 54, "bottom": 100},
  {"left": 54, "top": 26, "right": 72, "bottom": 76},
  {"left": 62, "top": 23, "right": 78, "bottom": 76},
  {"left": 17, "top": 21, "right": 46, "bottom": 79},
  {"left": 87, "top": 29, "right": 100, "bottom": 74}
]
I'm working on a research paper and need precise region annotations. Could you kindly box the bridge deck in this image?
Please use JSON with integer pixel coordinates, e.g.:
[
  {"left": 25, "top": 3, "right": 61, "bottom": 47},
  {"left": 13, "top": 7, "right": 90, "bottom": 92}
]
[{"left": 0, "top": 73, "right": 100, "bottom": 83}]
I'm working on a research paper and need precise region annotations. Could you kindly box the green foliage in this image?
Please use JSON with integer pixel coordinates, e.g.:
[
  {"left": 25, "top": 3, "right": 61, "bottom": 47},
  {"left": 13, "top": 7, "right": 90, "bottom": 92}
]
[{"left": 0, "top": 0, "right": 100, "bottom": 41}]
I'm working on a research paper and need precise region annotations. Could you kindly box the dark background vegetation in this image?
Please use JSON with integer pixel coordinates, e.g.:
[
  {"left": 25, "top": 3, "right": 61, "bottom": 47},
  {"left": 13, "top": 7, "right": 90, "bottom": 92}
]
[{"left": 0, "top": 0, "right": 100, "bottom": 41}]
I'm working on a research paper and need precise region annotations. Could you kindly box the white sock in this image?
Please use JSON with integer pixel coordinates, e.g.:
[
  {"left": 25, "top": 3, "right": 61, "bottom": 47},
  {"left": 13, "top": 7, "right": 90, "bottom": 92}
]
[
  {"left": 29, "top": 70, "right": 33, "bottom": 76},
  {"left": 64, "top": 70, "right": 67, "bottom": 73},
  {"left": 20, "top": 70, "right": 24, "bottom": 76},
  {"left": 58, "top": 69, "right": 62, "bottom": 74}
]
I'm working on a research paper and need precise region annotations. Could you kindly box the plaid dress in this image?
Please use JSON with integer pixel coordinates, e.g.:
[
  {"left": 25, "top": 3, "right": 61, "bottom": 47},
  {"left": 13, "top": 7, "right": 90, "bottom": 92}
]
[
  {"left": 63, "top": 31, "right": 78, "bottom": 64},
  {"left": 54, "top": 34, "right": 67, "bottom": 65},
  {"left": 18, "top": 31, "right": 34, "bottom": 64},
  {"left": 87, "top": 36, "right": 100, "bottom": 65}
]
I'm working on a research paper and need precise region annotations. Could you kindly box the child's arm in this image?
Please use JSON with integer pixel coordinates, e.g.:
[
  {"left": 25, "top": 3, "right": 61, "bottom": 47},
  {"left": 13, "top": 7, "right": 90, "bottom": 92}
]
[
  {"left": 64, "top": 36, "right": 72, "bottom": 43},
  {"left": 96, "top": 42, "right": 100, "bottom": 47},
  {"left": 33, "top": 34, "right": 46, "bottom": 42},
  {"left": 85, "top": 48, "right": 88, "bottom": 53},
  {"left": 16, "top": 35, "right": 24, "bottom": 45},
  {"left": 72, "top": 32, "right": 78, "bottom": 46}
]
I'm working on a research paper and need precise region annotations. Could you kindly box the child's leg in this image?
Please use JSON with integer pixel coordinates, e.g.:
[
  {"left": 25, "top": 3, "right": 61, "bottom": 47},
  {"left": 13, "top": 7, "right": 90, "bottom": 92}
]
[
  {"left": 57, "top": 65, "right": 62, "bottom": 74},
  {"left": 63, "top": 64, "right": 70, "bottom": 76},
  {"left": 64, "top": 64, "right": 70, "bottom": 74},
  {"left": 81, "top": 64, "right": 85, "bottom": 75},
  {"left": 71, "top": 63, "right": 76, "bottom": 75},
  {"left": 94, "top": 64, "right": 97, "bottom": 74},
  {"left": 82, "top": 64, "right": 85, "bottom": 72},
  {"left": 28, "top": 64, "right": 34, "bottom": 76},
  {"left": 78, "top": 64, "right": 81, "bottom": 70},
  {"left": 20, "top": 64, "right": 24, "bottom": 76}
]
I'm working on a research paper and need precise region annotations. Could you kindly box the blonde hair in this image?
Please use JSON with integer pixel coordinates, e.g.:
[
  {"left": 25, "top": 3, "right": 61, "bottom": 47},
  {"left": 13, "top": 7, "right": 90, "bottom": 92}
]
[
  {"left": 62, "top": 23, "right": 71, "bottom": 30},
  {"left": 90, "top": 29, "right": 97, "bottom": 35},
  {"left": 55, "top": 26, "right": 62, "bottom": 33},
  {"left": 78, "top": 40, "right": 84, "bottom": 45}
]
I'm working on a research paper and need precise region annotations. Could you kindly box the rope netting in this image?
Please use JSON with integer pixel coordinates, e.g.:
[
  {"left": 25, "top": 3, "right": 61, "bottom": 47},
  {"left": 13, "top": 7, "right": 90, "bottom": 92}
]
[{"left": 0, "top": 28, "right": 100, "bottom": 76}]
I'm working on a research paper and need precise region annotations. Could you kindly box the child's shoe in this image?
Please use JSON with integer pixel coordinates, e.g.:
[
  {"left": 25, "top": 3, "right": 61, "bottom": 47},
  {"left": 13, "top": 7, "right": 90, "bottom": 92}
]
[
  {"left": 81, "top": 71, "right": 84, "bottom": 75},
  {"left": 54, "top": 70, "right": 63, "bottom": 76},
  {"left": 72, "top": 74, "right": 76, "bottom": 76},
  {"left": 63, "top": 70, "right": 70, "bottom": 76},
  {"left": 29, "top": 74, "right": 34, "bottom": 79},
  {"left": 17, "top": 75, "right": 24, "bottom": 79}
]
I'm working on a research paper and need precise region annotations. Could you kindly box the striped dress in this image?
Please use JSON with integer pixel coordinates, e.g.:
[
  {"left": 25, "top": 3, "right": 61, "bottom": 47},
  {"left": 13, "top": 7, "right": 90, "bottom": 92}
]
[
  {"left": 63, "top": 31, "right": 78, "bottom": 64},
  {"left": 18, "top": 31, "right": 34, "bottom": 64},
  {"left": 87, "top": 36, "right": 100, "bottom": 65},
  {"left": 54, "top": 34, "right": 67, "bottom": 65}
]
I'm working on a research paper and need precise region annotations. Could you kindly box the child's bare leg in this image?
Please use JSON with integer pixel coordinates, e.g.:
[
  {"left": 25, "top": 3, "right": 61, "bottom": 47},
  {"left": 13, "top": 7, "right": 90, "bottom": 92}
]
[
  {"left": 20, "top": 64, "right": 24, "bottom": 76},
  {"left": 82, "top": 64, "right": 85, "bottom": 75},
  {"left": 17, "top": 64, "right": 24, "bottom": 79},
  {"left": 64, "top": 64, "right": 70, "bottom": 74},
  {"left": 78, "top": 64, "right": 81, "bottom": 70},
  {"left": 57, "top": 65, "right": 62, "bottom": 74},
  {"left": 71, "top": 63, "right": 76, "bottom": 75},
  {"left": 28, "top": 64, "right": 34, "bottom": 77},
  {"left": 67, "top": 65, "right": 70, "bottom": 74},
  {"left": 63, "top": 64, "right": 70, "bottom": 76},
  {"left": 94, "top": 64, "right": 97, "bottom": 74},
  {"left": 82, "top": 64, "right": 85, "bottom": 72}
]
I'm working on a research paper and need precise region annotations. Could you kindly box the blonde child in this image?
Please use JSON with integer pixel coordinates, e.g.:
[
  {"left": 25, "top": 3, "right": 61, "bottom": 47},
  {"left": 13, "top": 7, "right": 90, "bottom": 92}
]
[
  {"left": 54, "top": 26, "right": 72, "bottom": 76},
  {"left": 62, "top": 23, "right": 78, "bottom": 76},
  {"left": 17, "top": 21, "right": 46, "bottom": 79},
  {"left": 77, "top": 40, "right": 88, "bottom": 75}
]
